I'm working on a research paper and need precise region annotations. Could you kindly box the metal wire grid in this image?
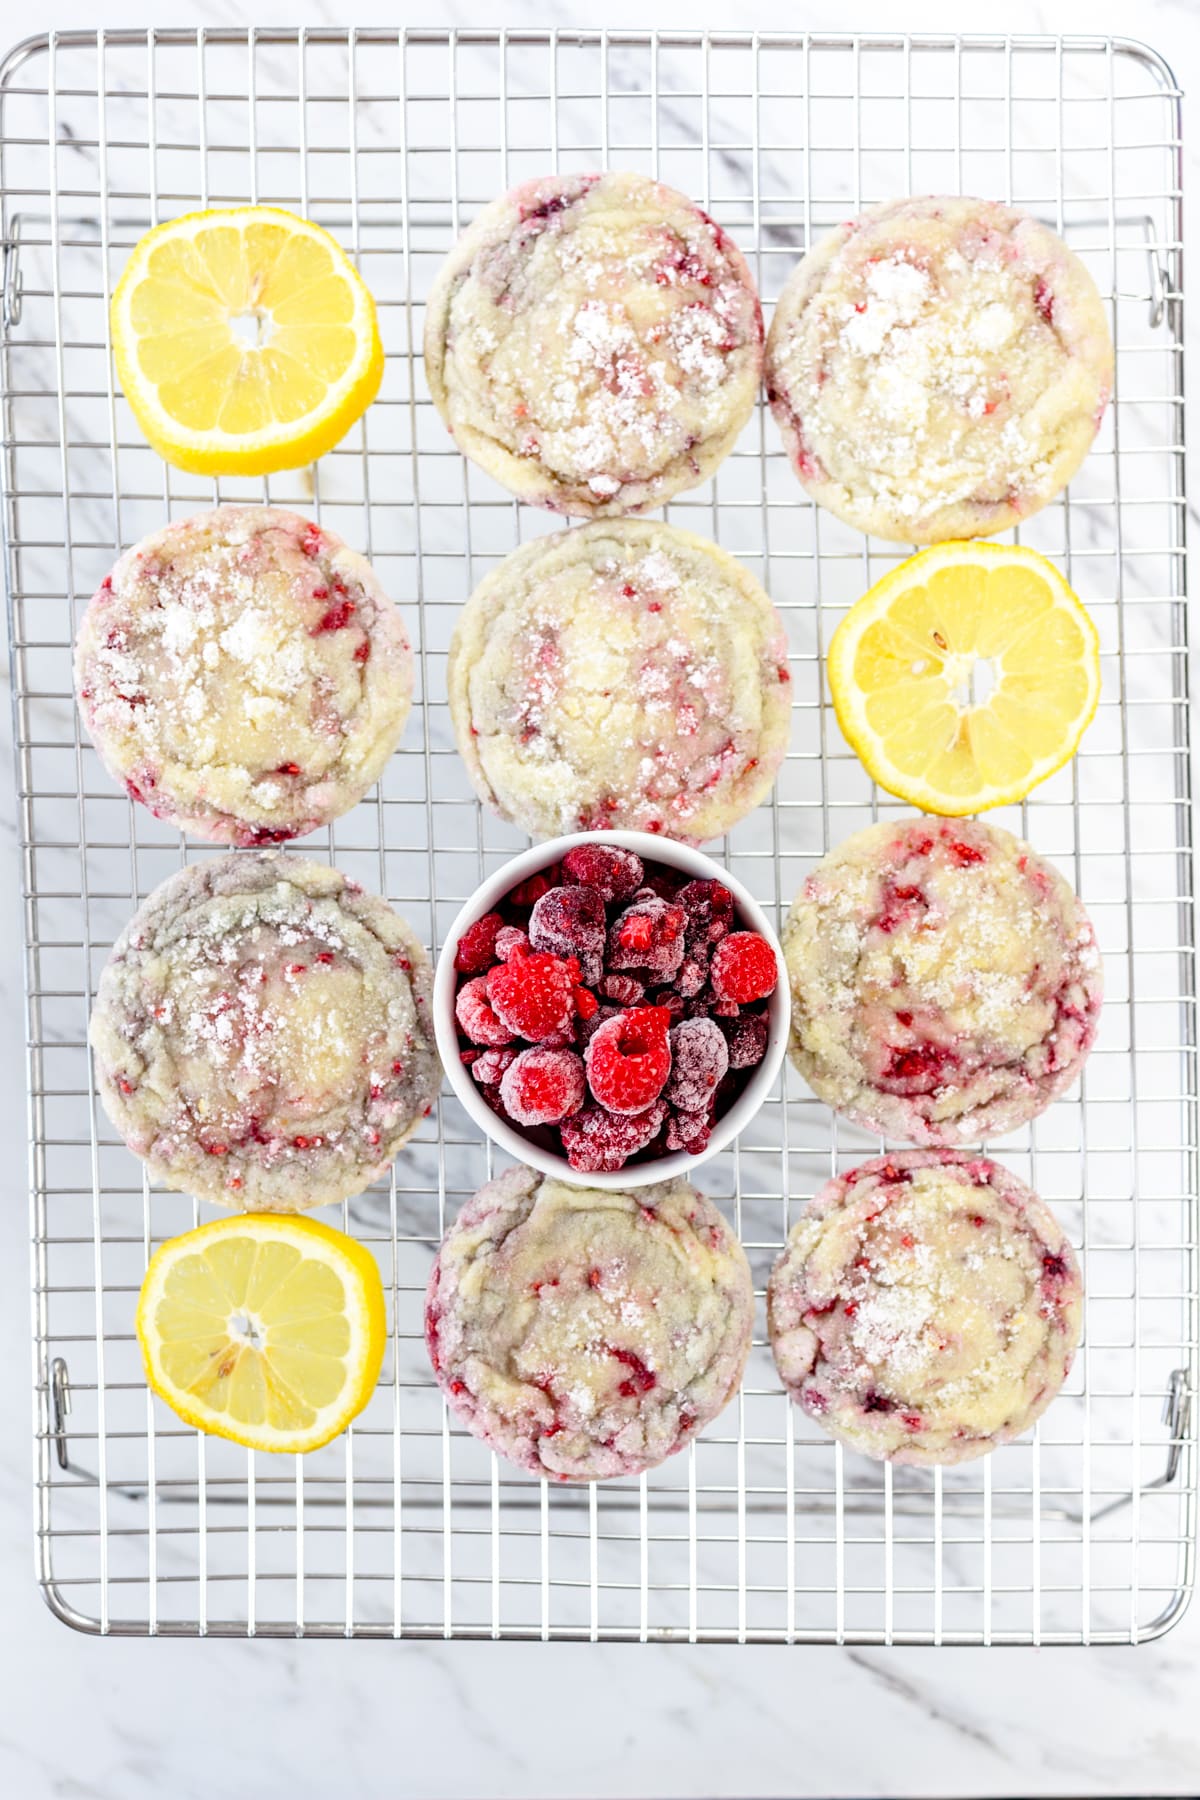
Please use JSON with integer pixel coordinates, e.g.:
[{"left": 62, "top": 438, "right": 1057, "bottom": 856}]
[{"left": 0, "top": 26, "right": 1194, "bottom": 1643}]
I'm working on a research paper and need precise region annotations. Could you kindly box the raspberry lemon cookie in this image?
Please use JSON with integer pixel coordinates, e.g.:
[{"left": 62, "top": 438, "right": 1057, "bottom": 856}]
[
  {"left": 75, "top": 506, "right": 412, "bottom": 844},
  {"left": 449, "top": 520, "right": 792, "bottom": 841},
  {"left": 424, "top": 170, "right": 763, "bottom": 515},
  {"left": 91, "top": 852, "right": 439, "bottom": 1211},
  {"left": 425, "top": 1165, "right": 754, "bottom": 1480},
  {"left": 783, "top": 818, "right": 1101, "bottom": 1145},
  {"left": 767, "top": 1151, "right": 1083, "bottom": 1465},
  {"left": 765, "top": 196, "right": 1113, "bottom": 543}
]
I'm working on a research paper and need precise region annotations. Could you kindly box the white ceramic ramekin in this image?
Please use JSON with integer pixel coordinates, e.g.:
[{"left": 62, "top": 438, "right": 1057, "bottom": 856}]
[{"left": 433, "top": 830, "right": 790, "bottom": 1189}]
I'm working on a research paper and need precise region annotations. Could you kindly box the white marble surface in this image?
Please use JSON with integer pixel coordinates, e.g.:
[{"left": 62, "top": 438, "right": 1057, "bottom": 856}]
[{"left": 2, "top": 0, "right": 1200, "bottom": 1794}]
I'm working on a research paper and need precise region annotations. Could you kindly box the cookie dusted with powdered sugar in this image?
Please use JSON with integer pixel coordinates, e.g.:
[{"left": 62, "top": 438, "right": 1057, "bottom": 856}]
[
  {"left": 783, "top": 818, "right": 1102, "bottom": 1146},
  {"left": 75, "top": 506, "right": 412, "bottom": 844},
  {"left": 424, "top": 170, "right": 763, "bottom": 516},
  {"left": 448, "top": 520, "right": 792, "bottom": 842},
  {"left": 425, "top": 1165, "right": 754, "bottom": 1481},
  {"left": 767, "top": 1151, "right": 1083, "bottom": 1465},
  {"left": 90, "top": 853, "right": 439, "bottom": 1211},
  {"left": 765, "top": 196, "right": 1113, "bottom": 543}
]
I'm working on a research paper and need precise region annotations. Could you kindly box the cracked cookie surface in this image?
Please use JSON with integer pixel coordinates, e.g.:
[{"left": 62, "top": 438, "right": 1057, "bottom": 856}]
[
  {"left": 425, "top": 1164, "right": 754, "bottom": 1480},
  {"left": 768, "top": 1150, "right": 1083, "bottom": 1465},
  {"left": 75, "top": 505, "right": 412, "bottom": 844},
  {"left": 91, "top": 852, "right": 439, "bottom": 1211},
  {"left": 765, "top": 196, "right": 1113, "bottom": 543},
  {"left": 783, "top": 817, "right": 1102, "bottom": 1145},
  {"left": 448, "top": 519, "right": 792, "bottom": 842},
  {"left": 424, "top": 170, "right": 763, "bottom": 516}
]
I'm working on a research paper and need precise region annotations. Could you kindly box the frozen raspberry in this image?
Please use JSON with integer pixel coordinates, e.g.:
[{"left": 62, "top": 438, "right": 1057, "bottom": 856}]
[
  {"left": 561, "top": 843, "right": 643, "bottom": 902},
  {"left": 494, "top": 925, "right": 530, "bottom": 963},
  {"left": 649, "top": 989, "right": 687, "bottom": 1024},
  {"left": 665, "top": 1107, "right": 713, "bottom": 1154},
  {"left": 574, "top": 985, "right": 598, "bottom": 1019},
  {"left": 599, "top": 973, "right": 644, "bottom": 1006},
  {"left": 666, "top": 1016, "right": 729, "bottom": 1111},
  {"left": 453, "top": 911, "right": 504, "bottom": 973},
  {"left": 575, "top": 1001, "right": 620, "bottom": 1047},
  {"left": 584, "top": 1006, "right": 672, "bottom": 1115},
  {"left": 710, "top": 931, "right": 778, "bottom": 1004},
  {"left": 529, "top": 884, "right": 606, "bottom": 985},
  {"left": 675, "top": 957, "right": 707, "bottom": 998},
  {"left": 486, "top": 951, "right": 579, "bottom": 1041},
  {"left": 456, "top": 976, "right": 514, "bottom": 1046},
  {"left": 470, "top": 1047, "right": 518, "bottom": 1085},
  {"left": 640, "top": 870, "right": 683, "bottom": 903},
  {"left": 509, "top": 865, "right": 561, "bottom": 907},
  {"left": 498, "top": 1046, "right": 586, "bottom": 1126},
  {"left": 560, "top": 1098, "right": 668, "bottom": 1173},
  {"left": 719, "top": 1011, "right": 769, "bottom": 1069},
  {"left": 676, "top": 878, "right": 734, "bottom": 957},
  {"left": 607, "top": 896, "right": 686, "bottom": 981}
]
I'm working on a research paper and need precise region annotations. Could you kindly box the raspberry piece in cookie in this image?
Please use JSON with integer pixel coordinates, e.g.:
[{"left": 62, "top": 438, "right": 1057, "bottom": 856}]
[
  {"left": 529, "top": 884, "right": 606, "bottom": 986},
  {"left": 562, "top": 843, "right": 644, "bottom": 902},
  {"left": 486, "top": 951, "right": 580, "bottom": 1042},
  {"left": 425, "top": 1165, "right": 754, "bottom": 1480},
  {"left": 499, "top": 1047, "right": 587, "bottom": 1127},
  {"left": 710, "top": 931, "right": 778, "bottom": 1005},
  {"left": 584, "top": 1007, "right": 673, "bottom": 1115}
]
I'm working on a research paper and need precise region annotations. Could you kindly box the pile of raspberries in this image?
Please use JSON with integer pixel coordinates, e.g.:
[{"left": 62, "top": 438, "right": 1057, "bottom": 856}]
[{"left": 453, "top": 843, "right": 777, "bottom": 1173}]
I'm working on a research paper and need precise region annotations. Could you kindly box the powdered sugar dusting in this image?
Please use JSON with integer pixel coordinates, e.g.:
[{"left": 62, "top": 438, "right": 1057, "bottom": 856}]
[{"left": 430, "top": 170, "right": 764, "bottom": 516}]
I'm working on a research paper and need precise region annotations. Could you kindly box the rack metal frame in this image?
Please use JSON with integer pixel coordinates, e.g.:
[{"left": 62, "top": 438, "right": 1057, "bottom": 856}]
[{"left": 1, "top": 26, "right": 1194, "bottom": 1642}]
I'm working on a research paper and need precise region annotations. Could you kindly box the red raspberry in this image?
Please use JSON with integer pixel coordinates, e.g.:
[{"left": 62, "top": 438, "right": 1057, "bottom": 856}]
[
  {"left": 710, "top": 932, "right": 778, "bottom": 1004},
  {"left": 607, "top": 896, "right": 686, "bottom": 981},
  {"left": 561, "top": 843, "right": 643, "bottom": 902},
  {"left": 649, "top": 989, "right": 686, "bottom": 1024},
  {"left": 675, "top": 957, "right": 707, "bottom": 998},
  {"left": 584, "top": 1006, "right": 672, "bottom": 1115},
  {"left": 529, "top": 884, "right": 606, "bottom": 985},
  {"left": 665, "top": 1107, "right": 713, "bottom": 1154},
  {"left": 455, "top": 976, "right": 514, "bottom": 1046},
  {"left": 494, "top": 925, "right": 530, "bottom": 962},
  {"left": 718, "top": 1011, "right": 769, "bottom": 1069},
  {"left": 486, "top": 951, "right": 579, "bottom": 1041},
  {"left": 499, "top": 1046, "right": 586, "bottom": 1126},
  {"left": 573, "top": 985, "right": 599, "bottom": 1020},
  {"left": 575, "top": 1002, "right": 619, "bottom": 1047},
  {"left": 676, "top": 878, "right": 734, "bottom": 955},
  {"left": 665, "top": 1016, "right": 728, "bottom": 1111},
  {"left": 470, "top": 1047, "right": 518, "bottom": 1086},
  {"left": 560, "top": 1098, "right": 667, "bottom": 1173},
  {"left": 509, "top": 865, "right": 561, "bottom": 907},
  {"left": 599, "top": 973, "right": 644, "bottom": 1005},
  {"left": 453, "top": 910, "right": 504, "bottom": 973}
]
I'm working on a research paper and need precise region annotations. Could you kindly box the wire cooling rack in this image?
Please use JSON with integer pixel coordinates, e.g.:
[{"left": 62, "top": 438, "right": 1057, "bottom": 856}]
[{"left": 0, "top": 26, "right": 1194, "bottom": 1643}]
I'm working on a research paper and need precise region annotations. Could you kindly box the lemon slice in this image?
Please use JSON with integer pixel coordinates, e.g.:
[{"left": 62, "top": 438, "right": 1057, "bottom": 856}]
[
  {"left": 136, "top": 1214, "right": 386, "bottom": 1455},
  {"left": 111, "top": 206, "right": 383, "bottom": 476},
  {"left": 828, "top": 542, "right": 1101, "bottom": 816}
]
